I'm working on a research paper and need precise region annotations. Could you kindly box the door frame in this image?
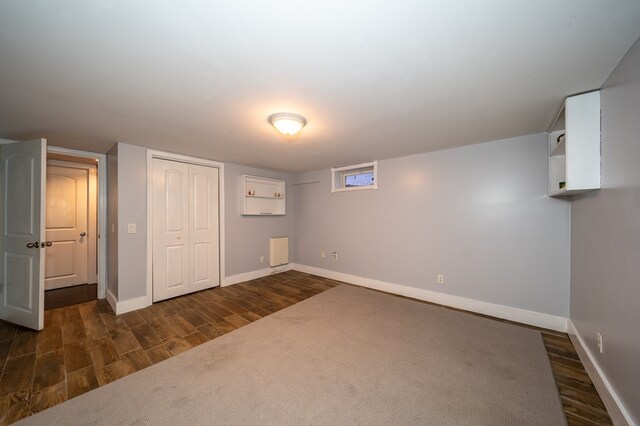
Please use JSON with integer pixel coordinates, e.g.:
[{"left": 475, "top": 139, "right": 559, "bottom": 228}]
[
  {"left": 146, "top": 150, "right": 225, "bottom": 307},
  {"left": 47, "top": 146, "right": 108, "bottom": 299}
]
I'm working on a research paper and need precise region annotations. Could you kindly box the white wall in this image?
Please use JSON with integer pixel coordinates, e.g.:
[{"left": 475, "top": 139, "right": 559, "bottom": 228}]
[
  {"left": 293, "top": 133, "right": 571, "bottom": 317},
  {"left": 224, "top": 163, "right": 294, "bottom": 278},
  {"left": 570, "top": 37, "right": 640, "bottom": 424}
]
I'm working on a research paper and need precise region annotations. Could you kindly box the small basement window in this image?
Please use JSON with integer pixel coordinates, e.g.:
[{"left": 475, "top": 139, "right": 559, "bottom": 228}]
[{"left": 331, "top": 161, "right": 378, "bottom": 193}]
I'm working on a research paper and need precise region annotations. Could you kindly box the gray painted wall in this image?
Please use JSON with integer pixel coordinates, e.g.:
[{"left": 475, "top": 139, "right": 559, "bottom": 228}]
[
  {"left": 108, "top": 143, "right": 293, "bottom": 302},
  {"left": 107, "top": 144, "right": 118, "bottom": 298},
  {"left": 571, "top": 38, "right": 640, "bottom": 422},
  {"left": 293, "top": 134, "right": 571, "bottom": 316},
  {"left": 224, "top": 163, "right": 294, "bottom": 277},
  {"left": 115, "top": 143, "right": 148, "bottom": 301}
]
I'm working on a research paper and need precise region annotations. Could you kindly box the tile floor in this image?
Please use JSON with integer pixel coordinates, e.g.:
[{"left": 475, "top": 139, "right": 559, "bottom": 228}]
[{"left": 0, "top": 271, "right": 336, "bottom": 424}]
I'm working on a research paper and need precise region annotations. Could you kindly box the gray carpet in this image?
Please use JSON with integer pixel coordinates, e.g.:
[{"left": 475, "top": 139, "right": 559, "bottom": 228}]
[{"left": 19, "top": 285, "right": 566, "bottom": 425}]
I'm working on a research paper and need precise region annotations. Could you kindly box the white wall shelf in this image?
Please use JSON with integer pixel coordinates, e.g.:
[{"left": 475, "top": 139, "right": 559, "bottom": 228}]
[
  {"left": 548, "top": 91, "right": 601, "bottom": 197},
  {"left": 242, "top": 175, "right": 285, "bottom": 215}
]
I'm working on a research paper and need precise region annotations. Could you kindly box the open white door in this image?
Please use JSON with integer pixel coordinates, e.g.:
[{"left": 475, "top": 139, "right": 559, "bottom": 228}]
[{"left": 0, "top": 139, "right": 46, "bottom": 330}]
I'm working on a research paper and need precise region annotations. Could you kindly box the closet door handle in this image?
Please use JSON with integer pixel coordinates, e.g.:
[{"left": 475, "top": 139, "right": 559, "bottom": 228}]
[
  {"left": 80, "top": 232, "right": 87, "bottom": 237},
  {"left": 26, "top": 242, "right": 39, "bottom": 249}
]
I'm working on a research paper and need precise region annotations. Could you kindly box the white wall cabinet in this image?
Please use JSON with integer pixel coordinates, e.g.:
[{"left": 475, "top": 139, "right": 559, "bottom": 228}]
[
  {"left": 548, "top": 91, "right": 601, "bottom": 197},
  {"left": 242, "top": 175, "right": 285, "bottom": 216}
]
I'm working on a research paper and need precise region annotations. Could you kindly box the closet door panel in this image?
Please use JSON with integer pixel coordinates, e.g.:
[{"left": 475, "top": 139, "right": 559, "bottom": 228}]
[
  {"left": 152, "top": 159, "right": 190, "bottom": 302},
  {"left": 189, "top": 164, "right": 220, "bottom": 291}
]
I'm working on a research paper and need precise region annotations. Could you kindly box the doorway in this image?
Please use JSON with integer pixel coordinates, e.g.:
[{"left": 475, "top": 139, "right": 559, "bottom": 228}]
[
  {"left": 45, "top": 147, "right": 107, "bottom": 308},
  {"left": 44, "top": 155, "right": 98, "bottom": 308},
  {"left": 0, "top": 140, "right": 106, "bottom": 329},
  {"left": 151, "top": 158, "right": 220, "bottom": 302},
  {"left": 146, "top": 150, "right": 225, "bottom": 307}
]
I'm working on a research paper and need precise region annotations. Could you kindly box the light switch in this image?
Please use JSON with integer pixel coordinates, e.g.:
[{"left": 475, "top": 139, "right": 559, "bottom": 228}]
[{"left": 127, "top": 224, "right": 136, "bottom": 234}]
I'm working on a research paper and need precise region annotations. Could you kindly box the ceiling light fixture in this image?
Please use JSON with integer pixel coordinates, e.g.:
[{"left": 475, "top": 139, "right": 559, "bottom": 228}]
[{"left": 268, "top": 112, "right": 307, "bottom": 136}]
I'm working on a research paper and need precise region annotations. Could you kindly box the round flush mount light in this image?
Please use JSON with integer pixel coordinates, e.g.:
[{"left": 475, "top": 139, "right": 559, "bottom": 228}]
[{"left": 268, "top": 112, "right": 307, "bottom": 136}]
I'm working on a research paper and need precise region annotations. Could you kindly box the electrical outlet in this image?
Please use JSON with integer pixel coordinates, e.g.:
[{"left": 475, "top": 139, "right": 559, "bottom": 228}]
[
  {"left": 127, "top": 224, "right": 136, "bottom": 234},
  {"left": 259, "top": 256, "right": 265, "bottom": 264},
  {"left": 597, "top": 332, "right": 603, "bottom": 354},
  {"left": 321, "top": 251, "right": 326, "bottom": 258},
  {"left": 332, "top": 251, "right": 338, "bottom": 260},
  {"left": 437, "top": 274, "right": 444, "bottom": 284}
]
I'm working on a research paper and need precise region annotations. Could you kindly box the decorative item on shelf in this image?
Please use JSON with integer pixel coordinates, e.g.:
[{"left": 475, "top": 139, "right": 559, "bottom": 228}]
[
  {"left": 556, "top": 133, "right": 565, "bottom": 145},
  {"left": 242, "top": 175, "right": 286, "bottom": 215},
  {"left": 559, "top": 181, "right": 566, "bottom": 189}
]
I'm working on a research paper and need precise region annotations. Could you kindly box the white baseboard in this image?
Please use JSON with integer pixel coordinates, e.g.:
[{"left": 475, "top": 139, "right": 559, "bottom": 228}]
[
  {"left": 111, "top": 265, "right": 296, "bottom": 314},
  {"left": 106, "top": 289, "right": 118, "bottom": 314},
  {"left": 222, "top": 263, "right": 295, "bottom": 287},
  {"left": 116, "top": 295, "right": 150, "bottom": 315},
  {"left": 567, "top": 320, "right": 635, "bottom": 426},
  {"left": 294, "top": 264, "right": 568, "bottom": 332},
  {"left": 106, "top": 289, "right": 151, "bottom": 315}
]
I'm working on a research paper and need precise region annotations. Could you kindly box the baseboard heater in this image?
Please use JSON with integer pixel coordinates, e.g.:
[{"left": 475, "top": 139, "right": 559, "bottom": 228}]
[{"left": 270, "top": 237, "right": 289, "bottom": 267}]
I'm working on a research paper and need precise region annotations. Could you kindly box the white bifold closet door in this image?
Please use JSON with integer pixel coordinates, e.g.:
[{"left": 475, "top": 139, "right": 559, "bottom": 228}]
[{"left": 152, "top": 158, "right": 219, "bottom": 302}]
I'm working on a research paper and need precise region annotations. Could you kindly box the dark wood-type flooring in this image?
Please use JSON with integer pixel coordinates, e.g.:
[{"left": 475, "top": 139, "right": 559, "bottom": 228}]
[
  {"left": 0, "top": 271, "right": 611, "bottom": 425},
  {"left": 44, "top": 284, "right": 97, "bottom": 310}
]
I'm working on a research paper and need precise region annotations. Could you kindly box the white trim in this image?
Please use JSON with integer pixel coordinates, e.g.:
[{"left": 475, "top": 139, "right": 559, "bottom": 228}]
[
  {"left": 47, "top": 146, "right": 108, "bottom": 300},
  {"left": 45, "top": 160, "right": 98, "bottom": 286},
  {"left": 146, "top": 149, "right": 226, "bottom": 308},
  {"left": 115, "top": 295, "right": 149, "bottom": 315},
  {"left": 223, "top": 263, "right": 294, "bottom": 287},
  {"left": 567, "top": 320, "right": 636, "bottom": 426},
  {"left": 106, "top": 288, "right": 118, "bottom": 313},
  {"left": 105, "top": 289, "right": 149, "bottom": 315},
  {"left": 294, "top": 264, "right": 568, "bottom": 332},
  {"left": 0, "top": 138, "right": 16, "bottom": 145}
]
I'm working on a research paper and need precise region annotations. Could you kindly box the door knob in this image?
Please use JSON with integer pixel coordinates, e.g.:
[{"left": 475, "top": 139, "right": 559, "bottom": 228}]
[
  {"left": 80, "top": 232, "right": 87, "bottom": 237},
  {"left": 26, "top": 242, "right": 39, "bottom": 248}
]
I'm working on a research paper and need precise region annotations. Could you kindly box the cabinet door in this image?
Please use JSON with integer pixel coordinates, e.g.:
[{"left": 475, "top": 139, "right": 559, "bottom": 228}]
[
  {"left": 189, "top": 164, "right": 220, "bottom": 292},
  {"left": 152, "top": 159, "right": 190, "bottom": 302}
]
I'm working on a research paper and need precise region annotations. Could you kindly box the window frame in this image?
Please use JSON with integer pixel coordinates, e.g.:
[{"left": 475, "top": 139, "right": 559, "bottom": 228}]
[{"left": 331, "top": 161, "right": 378, "bottom": 193}]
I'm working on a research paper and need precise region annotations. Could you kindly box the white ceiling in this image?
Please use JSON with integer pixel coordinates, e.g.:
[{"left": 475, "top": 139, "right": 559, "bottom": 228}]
[{"left": 1, "top": 1, "right": 640, "bottom": 173}]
